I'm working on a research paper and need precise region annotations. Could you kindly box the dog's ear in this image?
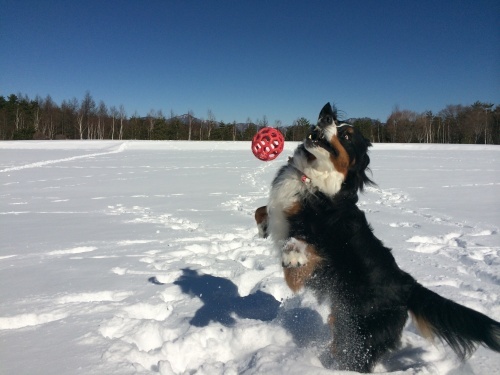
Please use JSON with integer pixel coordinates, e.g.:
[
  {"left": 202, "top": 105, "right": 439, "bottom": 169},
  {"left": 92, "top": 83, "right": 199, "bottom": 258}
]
[
  {"left": 350, "top": 135, "right": 375, "bottom": 192},
  {"left": 355, "top": 152, "right": 374, "bottom": 192}
]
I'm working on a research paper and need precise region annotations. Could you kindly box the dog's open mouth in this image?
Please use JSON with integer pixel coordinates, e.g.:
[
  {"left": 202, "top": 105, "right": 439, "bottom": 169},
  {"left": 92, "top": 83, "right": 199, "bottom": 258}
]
[
  {"left": 306, "top": 126, "right": 324, "bottom": 146},
  {"left": 306, "top": 127, "right": 338, "bottom": 156}
]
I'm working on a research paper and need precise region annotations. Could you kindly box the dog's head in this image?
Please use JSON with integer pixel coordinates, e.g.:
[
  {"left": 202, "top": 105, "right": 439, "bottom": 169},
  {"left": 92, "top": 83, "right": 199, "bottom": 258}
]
[{"left": 293, "top": 102, "right": 373, "bottom": 196}]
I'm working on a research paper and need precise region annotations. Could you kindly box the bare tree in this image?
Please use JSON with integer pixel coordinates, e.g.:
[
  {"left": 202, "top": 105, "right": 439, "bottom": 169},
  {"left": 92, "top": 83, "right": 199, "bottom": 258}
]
[
  {"left": 401, "top": 110, "right": 417, "bottom": 143},
  {"left": 232, "top": 121, "right": 237, "bottom": 141},
  {"left": 414, "top": 114, "right": 427, "bottom": 143},
  {"left": 258, "top": 115, "right": 268, "bottom": 129},
  {"left": 97, "top": 101, "right": 108, "bottom": 140},
  {"left": 76, "top": 99, "right": 85, "bottom": 139},
  {"left": 61, "top": 97, "right": 79, "bottom": 138},
  {"left": 75, "top": 92, "right": 96, "bottom": 139},
  {"left": 187, "top": 109, "right": 194, "bottom": 141},
  {"left": 81, "top": 92, "right": 96, "bottom": 139},
  {"left": 464, "top": 101, "right": 494, "bottom": 144},
  {"left": 33, "top": 95, "right": 41, "bottom": 132},
  {"left": 43, "top": 95, "right": 56, "bottom": 139},
  {"left": 109, "top": 106, "right": 118, "bottom": 140},
  {"left": 438, "top": 106, "right": 456, "bottom": 144},
  {"left": 424, "top": 111, "right": 433, "bottom": 143},
  {"left": 199, "top": 117, "right": 204, "bottom": 140},
  {"left": 147, "top": 109, "right": 156, "bottom": 140},
  {"left": 14, "top": 100, "right": 20, "bottom": 131},
  {"left": 118, "top": 104, "right": 126, "bottom": 140},
  {"left": 436, "top": 116, "right": 444, "bottom": 143},
  {"left": 207, "top": 109, "right": 216, "bottom": 140},
  {"left": 484, "top": 103, "right": 494, "bottom": 144}
]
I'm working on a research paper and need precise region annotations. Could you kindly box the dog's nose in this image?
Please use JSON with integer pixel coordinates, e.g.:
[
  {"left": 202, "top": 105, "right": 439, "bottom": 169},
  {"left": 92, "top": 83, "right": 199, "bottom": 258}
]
[{"left": 323, "top": 115, "right": 333, "bottom": 125}]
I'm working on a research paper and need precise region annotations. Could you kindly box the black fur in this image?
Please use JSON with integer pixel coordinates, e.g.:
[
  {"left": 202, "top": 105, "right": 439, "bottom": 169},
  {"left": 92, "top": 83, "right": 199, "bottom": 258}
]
[
  {"left": 287, "top": 189, "right": 413, "bottom": 371},
  {"left": 287, "top": 179, "right": 500, "bottom": 372},
  {"left": 276, "top": 103, "right": 500, "bottom": 372}
]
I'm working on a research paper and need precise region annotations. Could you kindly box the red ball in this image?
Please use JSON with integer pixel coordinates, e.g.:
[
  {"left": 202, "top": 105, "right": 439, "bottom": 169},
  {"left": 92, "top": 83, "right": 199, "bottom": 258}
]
[{"left": 251, "top": 127, "right": 285, "bottom": 161}]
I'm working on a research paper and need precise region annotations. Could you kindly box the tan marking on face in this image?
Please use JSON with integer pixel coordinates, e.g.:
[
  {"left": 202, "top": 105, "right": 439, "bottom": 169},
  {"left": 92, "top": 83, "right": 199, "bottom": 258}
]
[
  {"left": 329, "top": 135, "right": 351, "bottom": 177},
  {"left": 283, "top": 243, "right": 323, "bottom": 292}
]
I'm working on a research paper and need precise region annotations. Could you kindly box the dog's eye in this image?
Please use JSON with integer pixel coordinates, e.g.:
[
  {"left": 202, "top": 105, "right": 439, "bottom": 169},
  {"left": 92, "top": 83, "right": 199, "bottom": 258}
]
[{"left": 344, "top": 133, "right": 350, "bottom": 140}]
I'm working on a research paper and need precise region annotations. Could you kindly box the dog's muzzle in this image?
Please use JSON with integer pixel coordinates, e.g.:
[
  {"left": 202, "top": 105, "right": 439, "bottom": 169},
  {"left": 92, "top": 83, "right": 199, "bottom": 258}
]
[
  {"left": 306, "top": 125, "right": 338, "bottom": 157},
  {"left": 308, "top": 125, "right": 323, "bottom": 141}
]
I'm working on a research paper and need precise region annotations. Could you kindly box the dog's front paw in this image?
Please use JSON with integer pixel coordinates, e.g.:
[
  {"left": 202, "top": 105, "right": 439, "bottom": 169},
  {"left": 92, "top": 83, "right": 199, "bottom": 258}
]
[{"left": 282, "top": 237, "right": 309, "bottom": 268}]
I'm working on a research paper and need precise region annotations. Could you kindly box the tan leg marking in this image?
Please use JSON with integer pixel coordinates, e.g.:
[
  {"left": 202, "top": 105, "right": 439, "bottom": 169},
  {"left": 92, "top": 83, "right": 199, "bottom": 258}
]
[
  {"left": 254, "top": 206, "right": 268, "bottom": 225},
  {"left": 283, "top": 241, "right": 323, "bottom": 292}
]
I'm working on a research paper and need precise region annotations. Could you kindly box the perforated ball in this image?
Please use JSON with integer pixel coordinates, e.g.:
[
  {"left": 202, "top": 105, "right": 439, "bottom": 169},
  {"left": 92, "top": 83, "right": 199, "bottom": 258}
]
[{"left": 251, "top": 127, "right": 285, "bottom": 161}]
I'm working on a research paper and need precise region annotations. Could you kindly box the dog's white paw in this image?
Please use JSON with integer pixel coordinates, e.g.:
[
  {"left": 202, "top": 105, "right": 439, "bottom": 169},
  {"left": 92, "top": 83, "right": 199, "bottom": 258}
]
[{"left": 282, "top": 238, "right": 309, "bottom": 268}]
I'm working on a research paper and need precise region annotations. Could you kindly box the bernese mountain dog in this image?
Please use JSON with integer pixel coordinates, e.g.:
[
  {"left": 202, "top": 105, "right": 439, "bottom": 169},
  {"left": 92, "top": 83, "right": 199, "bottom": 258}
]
[{"left": 255, "top": 102, "right": 500, "bottom": 372}]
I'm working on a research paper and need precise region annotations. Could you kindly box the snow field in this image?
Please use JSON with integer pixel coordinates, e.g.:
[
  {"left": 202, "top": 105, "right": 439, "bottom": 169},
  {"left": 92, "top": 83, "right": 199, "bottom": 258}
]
[{"left": 0, "top": 141, "right": 499, "bottom": 374}]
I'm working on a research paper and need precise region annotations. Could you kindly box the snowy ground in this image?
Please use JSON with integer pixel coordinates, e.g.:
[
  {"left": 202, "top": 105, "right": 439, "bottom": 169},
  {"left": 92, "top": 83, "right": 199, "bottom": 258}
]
[{"left": 1, "top": 140, "right": 499, "bottom": 375}]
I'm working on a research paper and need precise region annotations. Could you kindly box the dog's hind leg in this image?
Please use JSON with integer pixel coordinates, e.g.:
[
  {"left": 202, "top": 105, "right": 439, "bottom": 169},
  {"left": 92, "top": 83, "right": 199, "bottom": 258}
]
[
  {"left": 331, "top": 308, "right": 407, "bottom": 373},
  {"left": 254, "top": 206, "right": 269, "bottom": 238}
]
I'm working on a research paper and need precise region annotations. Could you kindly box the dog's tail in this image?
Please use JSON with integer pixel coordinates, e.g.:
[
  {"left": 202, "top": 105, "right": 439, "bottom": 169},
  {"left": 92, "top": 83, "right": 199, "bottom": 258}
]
[{"left": 408, "top": 282, "right": 500, "bottom": 360}]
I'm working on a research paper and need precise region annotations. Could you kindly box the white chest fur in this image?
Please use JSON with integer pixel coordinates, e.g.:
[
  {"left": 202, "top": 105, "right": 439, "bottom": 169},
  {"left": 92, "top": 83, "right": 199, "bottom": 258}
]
[{"left": 267, "top": 159, "right": 345, "bottom": 251}]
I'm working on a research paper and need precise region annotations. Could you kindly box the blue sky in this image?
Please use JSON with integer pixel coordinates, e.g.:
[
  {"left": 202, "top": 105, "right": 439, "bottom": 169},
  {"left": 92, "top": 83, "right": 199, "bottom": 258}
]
[{"left": 1, "top": 0, "right": 498, "bottom": 125}]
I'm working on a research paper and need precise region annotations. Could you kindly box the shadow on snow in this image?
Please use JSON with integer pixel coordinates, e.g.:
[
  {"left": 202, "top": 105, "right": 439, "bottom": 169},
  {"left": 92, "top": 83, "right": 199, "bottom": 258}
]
[
  {"left": 149, "top": 269, "right": 432, "bottom": 372},
  {"left": 150, "top": 269, "right": 328, "bottom": 344},
  {"left": 171, "top": 268, "right": 280, "bottom": 327}
]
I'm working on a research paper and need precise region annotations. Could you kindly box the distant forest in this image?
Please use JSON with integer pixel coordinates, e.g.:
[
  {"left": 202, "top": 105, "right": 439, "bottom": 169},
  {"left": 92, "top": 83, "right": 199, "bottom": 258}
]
[{"left": 0, "top": 92, "right": 498, "bottom": 144}]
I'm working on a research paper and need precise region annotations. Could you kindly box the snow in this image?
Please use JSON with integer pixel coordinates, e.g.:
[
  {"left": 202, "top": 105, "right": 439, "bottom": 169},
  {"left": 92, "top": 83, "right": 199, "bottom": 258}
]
[{"left": 1, "top": 140, "right": 499, "bottom": 375}]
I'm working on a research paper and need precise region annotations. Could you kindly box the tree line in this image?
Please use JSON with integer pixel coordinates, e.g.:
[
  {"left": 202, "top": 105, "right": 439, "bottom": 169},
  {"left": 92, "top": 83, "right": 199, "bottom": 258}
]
[
  {"left": 353, "top": 102, "right": 499, "bottom": 144},
  {"left": 0, "top": 92, "right": 498, "bottom": 144}
]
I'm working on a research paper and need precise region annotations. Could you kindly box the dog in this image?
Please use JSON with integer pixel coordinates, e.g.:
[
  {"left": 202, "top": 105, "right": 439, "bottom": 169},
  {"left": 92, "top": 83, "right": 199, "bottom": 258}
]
[{"left": 255, "top": 102, "right": 500, "bottom": 372}]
